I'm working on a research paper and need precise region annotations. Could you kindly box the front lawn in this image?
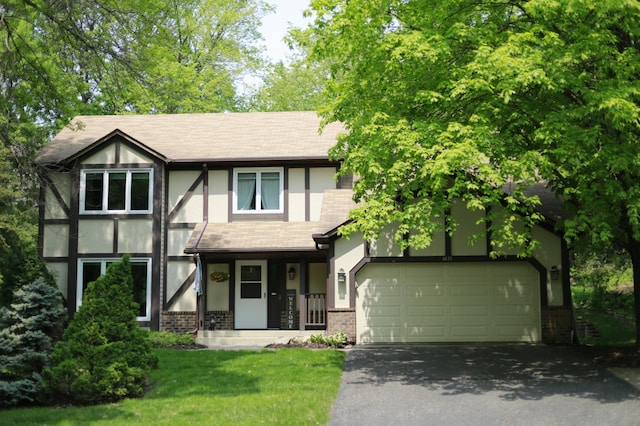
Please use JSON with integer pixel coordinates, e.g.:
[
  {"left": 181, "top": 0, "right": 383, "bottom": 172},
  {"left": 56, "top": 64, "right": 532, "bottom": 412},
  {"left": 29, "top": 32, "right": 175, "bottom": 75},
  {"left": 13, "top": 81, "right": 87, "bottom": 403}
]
[{"left": 3, "top": 348, "right": 346, "bottom": 425}]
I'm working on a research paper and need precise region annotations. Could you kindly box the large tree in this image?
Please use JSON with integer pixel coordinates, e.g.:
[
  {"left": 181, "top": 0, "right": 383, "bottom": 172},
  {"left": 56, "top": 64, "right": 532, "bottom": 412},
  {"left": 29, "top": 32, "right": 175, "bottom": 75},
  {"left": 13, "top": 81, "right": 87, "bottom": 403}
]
[{"left": 307, "top": 0, "right": 640, "bottom": 343}]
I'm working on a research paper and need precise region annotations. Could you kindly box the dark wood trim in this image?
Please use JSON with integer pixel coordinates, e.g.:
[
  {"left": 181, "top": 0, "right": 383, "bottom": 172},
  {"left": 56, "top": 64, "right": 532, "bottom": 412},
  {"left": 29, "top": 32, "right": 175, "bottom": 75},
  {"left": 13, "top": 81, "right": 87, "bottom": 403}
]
[
  {"left": 78, "top": 163, "right": 155, "bottom": 170},
  {"left": 283, "top": 166, "right": 289, "bottom": 222},
  {"left": 305, "top": 168, "right": 310, "bottom": 222},
  {"left": 168, "top": 171, "right": 204, "bottom": 222},
  {"left": 114, "top": 140, "right": 121, "bottom": 164},
  {"left": 168, "top": 222, "right": 199, "bottom": 229},
  {"left": 77, "top": 213, "right": 154, "bottom": 220},
  {"left": 43, "top": 219, "right": 70, "bottom": 225},
  {"left": 228, "top": 169, "right": 234, "bottom": 222},
  {"left": 38, "top": 182, "right": 46, "bottom": 258},
  {"left": 168, "top": 255, "right": 194, "bottom": 261},
  {"left": 298, "top": 257, "right": 308, "bottom": 330},
  {"left": 67, "top": 168, "right": 80, "bottom": 315},
  {"left": 165, "top": 266, "right": 195, "bottom": 311},
  {"left": 113, "top": 218, "right": 119, "bottom": 254},
  {"left": 151, "top": 164, "right": 162, "bottom": 330},
  {"left": 561, "top": 238, "right": 572, "bottom": 308},
  {"left": 76, "top": 252, "right": 153, "bottom": 259},
  {"left": 163, "top": 168, "right": 170, "bottom": 311},
  {"left": 42, "top": 257, "right": 69, "bottom": 263},
  {"left": 326, "top": 244, "right": 336, "bottom": 309},
  {"left": 202, "top": 164, "right": 209, "bottom": 222}
]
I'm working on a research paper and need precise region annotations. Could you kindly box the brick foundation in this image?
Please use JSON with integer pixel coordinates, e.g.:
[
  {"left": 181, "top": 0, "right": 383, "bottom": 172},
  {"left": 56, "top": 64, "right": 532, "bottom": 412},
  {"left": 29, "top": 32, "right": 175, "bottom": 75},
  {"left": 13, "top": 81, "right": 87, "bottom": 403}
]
[
  {"left": 161, "top": 311, "right": 197, "bottom": 334},
  {"left": 206, "top": 311, "right": 234, "bottom": 330},
  {"left": 541, "top": 306, "right": 574, "bottom": 344},
  {"left": 327, "top": 308, "right": 356, "bottom": 342}
]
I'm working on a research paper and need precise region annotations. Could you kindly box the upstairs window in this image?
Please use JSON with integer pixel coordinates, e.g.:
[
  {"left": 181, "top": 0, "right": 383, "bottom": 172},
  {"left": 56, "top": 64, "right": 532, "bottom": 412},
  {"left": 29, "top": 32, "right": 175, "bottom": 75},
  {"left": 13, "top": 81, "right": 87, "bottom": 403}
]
[
  {"left": 233, "top": 168, "right": 283, "bottom": 214},
  {"left": 80, "top": 169, "right": 152, "bottom": 214}
]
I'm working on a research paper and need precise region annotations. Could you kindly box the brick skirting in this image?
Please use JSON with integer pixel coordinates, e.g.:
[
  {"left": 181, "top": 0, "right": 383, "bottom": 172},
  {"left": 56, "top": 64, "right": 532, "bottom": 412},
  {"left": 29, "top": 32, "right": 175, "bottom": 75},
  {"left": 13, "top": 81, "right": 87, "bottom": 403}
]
[
  {"left": 161, "top": 311, "right": 196, "bottom": 334},
  {"left": 327, "top": 308, "right": 356, "bottom": 342},
  {"left": 541, "top": 306, "right": 574, "bottom": 344}
]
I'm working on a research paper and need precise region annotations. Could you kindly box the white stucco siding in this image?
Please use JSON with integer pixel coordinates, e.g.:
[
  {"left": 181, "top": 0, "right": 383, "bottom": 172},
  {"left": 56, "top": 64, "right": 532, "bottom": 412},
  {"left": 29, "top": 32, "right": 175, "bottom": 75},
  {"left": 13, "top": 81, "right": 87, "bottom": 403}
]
[
  {"left": 81, "top": 145, "right": 116, "bottom": 165},
  {"left": 309, "top": 263, "right": 327, "bottom": 294},
  {"left": 288, "top": 168, "right": 306, "bottom": 222},
  {"left": 118, "top": 220, "right": 153, "bottom": 253},
  {"left": 118, "top": 145, "right": 154, "bottom": 164},
  {"left": 355, "top": 262, "right": 541, "bottom": 343},
  {"left": 168, "top": 228, "right": 194, "bottom": 257},
  {"left": 532, "top": 226, "right": 564, "bottom": 306},
  {"left": 43, "top": 225, "right": 69, "bottom": 258},
  {"left": 168, "top": 170, "right": 203, "bottom": 223},
  {"left": 78, "top": 220, "right": 113, "bottom": 253},
  {"left": 309, "top": 167, "right": 336, "bottom": 221},
  {"left": 368, "top": 224, "right": 403, "bottom": 257},
  {"left": 44, "top": 172, "right": 70, "bottom": 220},
  {"left": 334, "top": 235, "right": 365, "bottom": 308},
  {"left": 166, "top": 261, "right": 196, "bottom": 311},
  {"left": 208, "top": 170, "right": 228, "bottom": 223},
  {"left": 46, "top": 262, "right": 68, "bottom": 298},
  {"left": 207, "top": 263, "right": 230, "bottom": 311},
  {"left": 451, "top": 200, "right": 487, "bottom": 256}
]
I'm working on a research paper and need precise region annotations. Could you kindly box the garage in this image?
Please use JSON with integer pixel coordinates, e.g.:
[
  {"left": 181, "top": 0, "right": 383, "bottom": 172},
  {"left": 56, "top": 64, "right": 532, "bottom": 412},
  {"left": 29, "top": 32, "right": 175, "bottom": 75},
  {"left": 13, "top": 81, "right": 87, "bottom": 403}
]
[{"left": 355, "top": 262, "right": 541, "bottom": 343}]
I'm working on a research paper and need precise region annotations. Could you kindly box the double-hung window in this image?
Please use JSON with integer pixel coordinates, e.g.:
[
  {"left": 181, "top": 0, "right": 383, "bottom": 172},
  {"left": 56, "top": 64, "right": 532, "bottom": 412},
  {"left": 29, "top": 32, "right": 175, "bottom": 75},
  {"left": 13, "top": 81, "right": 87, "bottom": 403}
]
[
  {"left": 80, "top": 169, "right": 153, "bottom": 214},
  {"left": 233, "top": 168, "right": 283, "bottom": 214},
  {"left": 77, "top": 258, "right": 152, "bottom": 321}
]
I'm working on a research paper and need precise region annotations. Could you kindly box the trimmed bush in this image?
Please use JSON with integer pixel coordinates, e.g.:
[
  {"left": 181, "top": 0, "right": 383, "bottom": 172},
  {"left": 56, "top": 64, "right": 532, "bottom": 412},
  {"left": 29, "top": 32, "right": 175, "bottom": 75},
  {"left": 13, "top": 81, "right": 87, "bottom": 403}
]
[
  {"left": 43, "top": 255, "right": 158, "bottom": 406},
  {"left": 0, "top": 278, "right": 66, "bottom": 408}
]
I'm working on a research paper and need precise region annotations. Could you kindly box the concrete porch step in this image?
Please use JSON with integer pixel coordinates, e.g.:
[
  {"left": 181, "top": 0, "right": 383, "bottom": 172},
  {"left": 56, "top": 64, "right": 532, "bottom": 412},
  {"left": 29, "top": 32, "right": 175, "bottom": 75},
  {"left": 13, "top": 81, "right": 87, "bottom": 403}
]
[{"left": 196, "top": 330, "right": 321, "bottom": 347}]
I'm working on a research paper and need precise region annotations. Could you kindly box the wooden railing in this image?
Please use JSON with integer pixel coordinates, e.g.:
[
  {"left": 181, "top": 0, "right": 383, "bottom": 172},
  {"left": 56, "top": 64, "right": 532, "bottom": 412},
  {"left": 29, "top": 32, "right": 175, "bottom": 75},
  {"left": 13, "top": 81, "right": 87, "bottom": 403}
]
[{"left": 305, "top": 293, "right": 326, "bottom": 328}]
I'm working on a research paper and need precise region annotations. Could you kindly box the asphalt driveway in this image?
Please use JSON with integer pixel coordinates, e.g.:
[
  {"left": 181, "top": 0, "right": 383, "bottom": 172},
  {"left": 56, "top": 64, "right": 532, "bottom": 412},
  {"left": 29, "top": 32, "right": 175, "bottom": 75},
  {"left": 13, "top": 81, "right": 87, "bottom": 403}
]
[{"left": 329, "top": 344, "right": 640, "bottom": 426}]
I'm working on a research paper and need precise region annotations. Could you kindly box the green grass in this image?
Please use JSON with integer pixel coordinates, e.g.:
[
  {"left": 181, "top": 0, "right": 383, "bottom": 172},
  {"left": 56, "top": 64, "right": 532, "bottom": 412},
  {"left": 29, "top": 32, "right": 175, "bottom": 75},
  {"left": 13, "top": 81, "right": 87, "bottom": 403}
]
[
  {"left": 3, "top": 348, "right": 346, "bottom": 425},
  {"left": 575, "top": 308, "right": 636, "bottom": 347}
]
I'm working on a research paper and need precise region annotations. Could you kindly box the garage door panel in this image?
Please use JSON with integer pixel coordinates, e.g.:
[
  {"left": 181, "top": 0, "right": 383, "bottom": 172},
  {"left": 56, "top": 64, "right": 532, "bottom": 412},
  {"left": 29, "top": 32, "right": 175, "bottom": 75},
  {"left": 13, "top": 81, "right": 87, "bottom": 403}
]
[
  {"left": 451, "top": 325, "right": 490, "bottom": 338},
  {"left": 356, "top": 262, "right": 541, "bottom": 343}
]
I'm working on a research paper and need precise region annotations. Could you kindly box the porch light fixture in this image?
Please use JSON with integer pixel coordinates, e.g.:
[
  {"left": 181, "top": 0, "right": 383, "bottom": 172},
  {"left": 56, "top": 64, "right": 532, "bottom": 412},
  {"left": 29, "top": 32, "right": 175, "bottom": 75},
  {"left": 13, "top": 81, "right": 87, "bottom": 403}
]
[
  {"left": 550, "top": 266, "right": 560, "bottom": 280},
  {"left": 337, "top": 268, "right": 346, "bottom": 285},
  {"left": 288, "top": 266, "right": 296, "bottom": 280}
]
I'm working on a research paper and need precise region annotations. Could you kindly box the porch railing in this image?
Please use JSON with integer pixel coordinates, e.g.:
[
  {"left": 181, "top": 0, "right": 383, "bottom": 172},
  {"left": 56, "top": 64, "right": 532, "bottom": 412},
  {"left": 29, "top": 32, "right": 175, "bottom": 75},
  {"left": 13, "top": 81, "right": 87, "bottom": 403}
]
[{"left": 305, "top": 293, "right": 326, "bottom": 328}]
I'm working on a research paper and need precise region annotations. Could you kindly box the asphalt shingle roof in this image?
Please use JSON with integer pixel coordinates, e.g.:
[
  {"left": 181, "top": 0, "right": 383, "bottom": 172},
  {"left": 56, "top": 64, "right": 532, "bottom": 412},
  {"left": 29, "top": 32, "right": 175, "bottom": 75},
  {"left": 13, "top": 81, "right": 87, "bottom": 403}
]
[
  {"left": 186, "top": 189, "right": 356, "bottom": 253},
  {"left": 36, "top": 111, "right": 344, "bottom": 165}
]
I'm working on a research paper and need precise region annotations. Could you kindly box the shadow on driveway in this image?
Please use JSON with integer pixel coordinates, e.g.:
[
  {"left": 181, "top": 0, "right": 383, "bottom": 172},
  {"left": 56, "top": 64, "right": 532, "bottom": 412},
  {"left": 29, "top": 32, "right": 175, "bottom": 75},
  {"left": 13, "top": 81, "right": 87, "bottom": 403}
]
[{"left": 330, "top": 344, "right": 640, "bottom": 426}]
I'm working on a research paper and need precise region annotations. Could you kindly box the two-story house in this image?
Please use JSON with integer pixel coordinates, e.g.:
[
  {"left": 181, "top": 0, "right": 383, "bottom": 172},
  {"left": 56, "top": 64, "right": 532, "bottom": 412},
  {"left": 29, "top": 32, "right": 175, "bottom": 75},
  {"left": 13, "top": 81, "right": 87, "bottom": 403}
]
[{"left": 36, "top": 112, "right": 573, "bottom": 344}]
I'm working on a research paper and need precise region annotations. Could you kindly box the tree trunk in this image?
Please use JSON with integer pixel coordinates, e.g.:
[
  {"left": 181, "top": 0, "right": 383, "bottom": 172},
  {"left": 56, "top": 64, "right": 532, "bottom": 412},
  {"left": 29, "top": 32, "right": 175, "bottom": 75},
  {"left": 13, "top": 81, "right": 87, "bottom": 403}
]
[{"left": 630, "top": 239, "right": 640, "bottom": 346}]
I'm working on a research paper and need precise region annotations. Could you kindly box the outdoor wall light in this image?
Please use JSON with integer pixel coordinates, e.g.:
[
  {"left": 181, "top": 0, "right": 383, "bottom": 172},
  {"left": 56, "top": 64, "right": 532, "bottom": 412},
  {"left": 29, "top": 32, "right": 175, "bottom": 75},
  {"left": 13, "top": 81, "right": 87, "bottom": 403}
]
[
  {"left": 337, "top": 268, "right": 346, "bottom": 284},
  {"left": 288, "top": 266, "right": 296, "bottom": 280},
  {"left": 550, "top": 265, "right": 560, "bottom": 280}
]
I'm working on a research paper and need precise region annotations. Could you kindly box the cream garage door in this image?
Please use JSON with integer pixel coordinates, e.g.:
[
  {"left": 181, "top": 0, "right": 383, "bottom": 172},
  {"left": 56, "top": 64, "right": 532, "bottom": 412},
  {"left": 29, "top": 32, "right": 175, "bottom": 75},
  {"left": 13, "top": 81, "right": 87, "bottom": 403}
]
[{"left": 355, "top": 262, "right": 541, "bottom": 343}]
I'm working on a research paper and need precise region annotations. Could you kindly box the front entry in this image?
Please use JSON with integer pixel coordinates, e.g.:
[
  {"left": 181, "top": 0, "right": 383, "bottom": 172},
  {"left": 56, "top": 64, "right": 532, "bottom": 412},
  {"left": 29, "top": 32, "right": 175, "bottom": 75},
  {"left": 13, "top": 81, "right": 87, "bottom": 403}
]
[{"left": 235, "top": 260, "right": 267, "bottom": 329}]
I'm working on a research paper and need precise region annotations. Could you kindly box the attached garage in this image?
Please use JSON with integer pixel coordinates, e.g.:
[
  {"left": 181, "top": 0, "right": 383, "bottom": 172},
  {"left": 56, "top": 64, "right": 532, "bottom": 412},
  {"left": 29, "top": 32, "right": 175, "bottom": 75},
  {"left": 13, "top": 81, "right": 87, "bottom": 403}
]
[{"left": 355, "top": 262, "right": 541, "bottom": 343}]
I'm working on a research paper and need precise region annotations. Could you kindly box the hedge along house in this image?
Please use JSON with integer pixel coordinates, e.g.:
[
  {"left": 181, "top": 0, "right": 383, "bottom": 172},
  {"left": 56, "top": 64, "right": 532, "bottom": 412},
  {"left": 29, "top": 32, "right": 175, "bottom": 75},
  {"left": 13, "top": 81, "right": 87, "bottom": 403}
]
[{"left": 36, "top": 112, "right": 573, "bottom": 344}]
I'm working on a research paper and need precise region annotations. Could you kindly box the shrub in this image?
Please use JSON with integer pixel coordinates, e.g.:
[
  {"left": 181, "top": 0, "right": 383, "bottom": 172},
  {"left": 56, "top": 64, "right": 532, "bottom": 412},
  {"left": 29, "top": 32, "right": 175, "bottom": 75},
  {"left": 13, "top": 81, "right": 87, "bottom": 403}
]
[
  {"left": 310, "top": 332, "right": 349, "bottom": 347},
  {"left": 0, "top": 278, "right": 66, "bottom": 408},
  {"left": 43, "top": 255, "right": 158, "bottom": 406},
  {"left": 147, "top": 331, "right": 196, "bottom": 348}
]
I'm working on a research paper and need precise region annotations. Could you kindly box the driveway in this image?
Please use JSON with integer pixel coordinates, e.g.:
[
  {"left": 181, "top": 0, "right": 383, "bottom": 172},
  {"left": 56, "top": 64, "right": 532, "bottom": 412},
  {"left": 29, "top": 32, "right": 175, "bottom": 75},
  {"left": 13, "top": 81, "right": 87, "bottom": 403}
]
[{"left": 329, "top": 344, "right": 640, "bottom": 426}]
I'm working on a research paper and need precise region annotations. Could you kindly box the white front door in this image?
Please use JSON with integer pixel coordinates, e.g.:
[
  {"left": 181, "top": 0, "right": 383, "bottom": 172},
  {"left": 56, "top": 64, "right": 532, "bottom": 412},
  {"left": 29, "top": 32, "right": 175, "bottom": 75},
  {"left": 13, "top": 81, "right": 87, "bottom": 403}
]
[{"left": 235, "top": 260, "right": 267, "bottom": 329}]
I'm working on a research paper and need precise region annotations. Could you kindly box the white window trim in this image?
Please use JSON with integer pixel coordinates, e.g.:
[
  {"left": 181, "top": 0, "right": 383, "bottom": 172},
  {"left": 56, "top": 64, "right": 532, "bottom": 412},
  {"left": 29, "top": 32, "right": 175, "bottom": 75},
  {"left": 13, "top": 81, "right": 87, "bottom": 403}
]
[
  {"left": 76, "top": 258, "right": 152, "bottom": 321},
  {"left": 232, "top": 167, "right": 284, "bottom": 214},
  {"left": 79, "top": 168, "right": 153, "bottom": 214}
]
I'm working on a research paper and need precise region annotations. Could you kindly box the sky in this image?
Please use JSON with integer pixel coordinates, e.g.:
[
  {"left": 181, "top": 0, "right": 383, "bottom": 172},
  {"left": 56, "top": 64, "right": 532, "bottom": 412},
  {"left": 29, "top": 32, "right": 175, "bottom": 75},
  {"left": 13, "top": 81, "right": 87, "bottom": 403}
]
[{"left": 259, "top": 1, "right": 312, "bottom": 62}]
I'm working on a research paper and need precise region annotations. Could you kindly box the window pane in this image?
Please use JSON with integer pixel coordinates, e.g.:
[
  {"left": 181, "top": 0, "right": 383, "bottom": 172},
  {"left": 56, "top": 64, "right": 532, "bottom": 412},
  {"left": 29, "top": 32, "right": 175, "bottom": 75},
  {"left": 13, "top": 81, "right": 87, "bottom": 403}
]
[
  {"left": 131, "top": 262, "right": 148, "bottom": 318},
  {"left": 84, "top": 173, "right": 103, "bottom": 211},
  {"left": 260, "top": 172, "right": 280, "bottom": 210},
  {"left": 130, "top": 172, "right": 150, "bottom": 211},
  {"left": 82, "top": 262, "right": 102, "bottom": 293},
  {"left": 108, "top": 172, "right": 126, "bottom": 210},
  {"left": 240, "top": 265, "right": 261, "bottom": 281},
  {"left": 241, "top": 282, "right": 261, "bottom": 299},
  {"left": 237, "top": 173, "right": 256, "bottom": 210}
]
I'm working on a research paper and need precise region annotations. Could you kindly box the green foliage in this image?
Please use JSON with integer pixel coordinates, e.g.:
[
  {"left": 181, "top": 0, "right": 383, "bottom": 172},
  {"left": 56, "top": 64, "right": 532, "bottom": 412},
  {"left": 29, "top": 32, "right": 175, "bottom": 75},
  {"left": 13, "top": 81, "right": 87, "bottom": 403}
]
[
  {"left": 146, "top": 331, "right": 197, "bottom": 348},
  {"left": 0, "top": 278, "right": 66, "bottom": 408},
  {"left": 310, "top": 332, "right": 349, "bottom": 347},
  {"left": 43, "top": 255, "right": 157, "bottom": 406},
  {"left": 574, "top": 309, "right": 636, "bottom": 347},
  {"left": 308, "top": 0, "right": 640, "bottom": 342}
]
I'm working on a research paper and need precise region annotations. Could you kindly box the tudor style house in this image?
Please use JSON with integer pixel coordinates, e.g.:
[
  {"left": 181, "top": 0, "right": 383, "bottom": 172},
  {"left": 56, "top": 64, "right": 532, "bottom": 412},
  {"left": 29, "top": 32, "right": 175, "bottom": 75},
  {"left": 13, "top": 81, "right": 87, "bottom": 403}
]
[{"left": 37, "top": 112, "right": 574, "bottom": 344}]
